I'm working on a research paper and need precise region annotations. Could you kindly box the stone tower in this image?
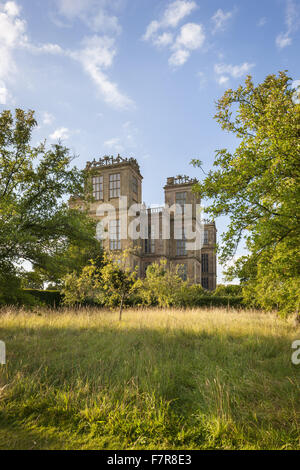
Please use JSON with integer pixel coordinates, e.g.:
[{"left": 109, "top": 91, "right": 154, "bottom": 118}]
[{"left": 70, "top": 155, "right": 217, "bottom": 289}]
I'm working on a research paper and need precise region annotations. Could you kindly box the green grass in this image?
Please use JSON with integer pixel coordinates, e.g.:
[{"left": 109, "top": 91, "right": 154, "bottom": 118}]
[{"left": 0, "top": 307, "right": 299, "bottom": 450}]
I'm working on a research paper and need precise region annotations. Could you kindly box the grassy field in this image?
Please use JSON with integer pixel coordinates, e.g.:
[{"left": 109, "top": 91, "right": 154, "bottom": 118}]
[{"left": 0, "top": 307, "right": 299, "bottom": 450}]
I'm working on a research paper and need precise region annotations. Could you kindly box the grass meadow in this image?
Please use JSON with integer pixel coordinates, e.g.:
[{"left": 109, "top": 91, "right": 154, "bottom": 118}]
[{"left": 0, "top": 307, "right": 299, "bottom": 450}]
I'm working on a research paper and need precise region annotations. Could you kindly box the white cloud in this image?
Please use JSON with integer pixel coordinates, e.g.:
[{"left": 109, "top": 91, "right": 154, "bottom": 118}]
[
  {"left": 0, "top": 1, "right": 27, "bottom": 102},
  {"left": 0, "top": 2, "right": 64, "bottom": 103},
  {"left": 57, "top": 0, "right": 92, "bottom": 18},
  {"left": 163, "top": 0, "right": 197, "bottom": 28},
  {"left": 211, "top": 9, "right": 233, "bottom": 34},
  {"left": 143, "top": 1, "right": 204, "bottom": 68},
  {"left": 214, "top": 62, "right": 255, "bottom": 85},
  {"left": 217, "top": 75, "right": 229, "bottom": 85},
  {"left": 0, "top": 80, "right": 9, "bottom": 104},
  {"left": 169, "top": 23, "right": 205, "bottom": 67},
  {"left": 104, "top": 137, "right": 124, "bottom": 153},
  {"left": 276, "top": 32, "right": 292, "bottom": 48},
  {"left": 70, "top": 35, "right": 133, "bottom": 109},
  {"left": 169, "top": 48, "right": 190, "bottom": 66},
  {"left": 153, "top": 32, "right": 174, "bottom": 47},
  {"left": 42, "top": 112, "right": 55, "bottom": 126},
  {"left": 50, "top": 127, "right": 70, "bottom": 140},
  {"left": 55, "top": 0, "right": 121, "bottom": 34},
  {"left": 0, "top": 3, "right": 27, "bottom": 48},
  {"left": 143, "top": 0, "right": 197, "bottom": 41},
  {"left": 276, "top": 0, "right": 300, "bottom": 49},
  {"left": 215, "top": 62, "right": 255, "bottom": 78},
  {"left": 0, "top": 2, "right": 132, "bottom": 110},
  {"left": 4, "top": 1, "right": 20, "bottom": 17},
  {"left": 174, "top": 23, "right": 205, "bottom": 50}
]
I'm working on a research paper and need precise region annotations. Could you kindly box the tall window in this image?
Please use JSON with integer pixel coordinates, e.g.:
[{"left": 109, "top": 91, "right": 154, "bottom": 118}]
[
  {"left": 201, "top": 253, "right": 209, "bottom": 273},
  {"left": 145, "top": 225, "right": 155, "bottom": 254},
  {"left": 109, "top": 173, "right": 120, "bottom": 198},
  {"left": 175, "top": 192, "right": 187, "bottom": 214},
  {"left": 96, "top": 220, "right": 104, "bottom": 247},
  {"left": 109, "top": 219, "right": 121, "bottom": 250},
  {"left": 132, "top": 176, "right": 138, "bottom": 195},
  {"left": 176, "top": 191, "right": 187, "bottom": 206},
  {"left": 203, "top": 230, "right": 208, "bottom": 245},
  {"left": 145, "top": 238, "right": 155, "bottom": 254},
  {"left": 201, "top": 277, "right": 209, "bottom": 289},
  {"left": 177, "top": 239, "right": 187, "bottom": 256},
  {"left": 92, "top": 176, "right": 103, "bottom": 200}
]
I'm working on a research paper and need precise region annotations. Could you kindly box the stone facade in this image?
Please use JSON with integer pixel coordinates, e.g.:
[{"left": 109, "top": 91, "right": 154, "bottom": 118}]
[{"left": 70, "top": 155, "right": 217, "bottom": 290}]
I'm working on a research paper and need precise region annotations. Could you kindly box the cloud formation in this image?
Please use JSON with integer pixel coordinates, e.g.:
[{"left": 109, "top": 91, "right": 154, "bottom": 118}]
[
  {"left": 143, "top": 0, "right": 197, "bottom": 41},
  {"left": 169, "top": 22, "right": 205, "bottom": 66},
  {"left": 143, "top": 1, "right": 205, "bottom": 67},
  {"left": 70, "top": 35, "right": 133, "bottom": 109},
  {"left": 42, "top": 112, "right": 55, "bottom": 126},
  {"left": 50, "top": 127, "right": 70, "bottom": 140},
  {"left": 211, "top": 9, "right": 233, "bottom": 34},
  {"left": 0, "top": 1, "right": 133, "bottom": 109},
  {"left": 55, "top": 0, "right": 121, "bottom": 34},
  {"left": 276, "top": 0, "right": 300, "bottom": 49},
  {"left": 214, "top": 62, "right": 255, "bottom": 84}
]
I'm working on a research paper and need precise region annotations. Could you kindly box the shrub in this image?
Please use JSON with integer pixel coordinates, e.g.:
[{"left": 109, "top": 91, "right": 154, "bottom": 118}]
[{"left": 23, "top": 289, "right": 62, "bottom": 307}]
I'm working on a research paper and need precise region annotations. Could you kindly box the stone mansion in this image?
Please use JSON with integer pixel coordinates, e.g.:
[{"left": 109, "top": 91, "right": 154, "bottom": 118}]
[{"left": 70, "top": 155, "right": 217, "bottom": 290}]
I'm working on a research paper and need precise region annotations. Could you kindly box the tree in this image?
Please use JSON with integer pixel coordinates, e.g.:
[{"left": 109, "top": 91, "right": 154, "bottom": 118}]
[
  {"left": 100, "top": 251, "right": 139, "bottom": 320},
  {"left": 0, "top": 109, "right": 99, "bottom": 297},
  {"left": 192, "top": 72, "right": 300, "bottom": 315},
  {"left": 140, "top": 260, "right": 189, "bottom": 307},
  {"left": 62, "top": 258, "right": 104, "bottom": 306},
  {"left": 62, "top": 251, "right": 138, "bottom": 320}
]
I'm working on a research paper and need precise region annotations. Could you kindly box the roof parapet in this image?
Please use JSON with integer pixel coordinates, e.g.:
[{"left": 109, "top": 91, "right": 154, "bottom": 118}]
[
  {"left": 86, "top": 154, "right": 142, "bottom": 176},
  {"left": 165, "top": 175, "right": 198, "bottom": 186}
]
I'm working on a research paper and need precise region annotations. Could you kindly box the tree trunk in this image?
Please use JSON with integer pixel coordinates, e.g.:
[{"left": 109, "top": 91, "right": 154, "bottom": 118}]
[{"left": 119, "top": 294, "right": 125, "bottom": 321}]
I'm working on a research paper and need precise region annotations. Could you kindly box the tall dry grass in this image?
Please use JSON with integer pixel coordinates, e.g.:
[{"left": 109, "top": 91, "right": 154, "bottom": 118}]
[{"left": 0, "top": 306, "right": 299, "bottom": 449}]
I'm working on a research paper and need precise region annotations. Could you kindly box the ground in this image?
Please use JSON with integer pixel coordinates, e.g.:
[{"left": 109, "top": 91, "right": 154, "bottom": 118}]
[{"left": 0, "top": 307, "right": 299, "bottom": 450}]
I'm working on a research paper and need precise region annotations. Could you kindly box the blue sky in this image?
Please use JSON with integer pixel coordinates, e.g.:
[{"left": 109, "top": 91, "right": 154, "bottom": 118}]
[{"left": 0, "top": 0, "right": 299, "bottom": 282}]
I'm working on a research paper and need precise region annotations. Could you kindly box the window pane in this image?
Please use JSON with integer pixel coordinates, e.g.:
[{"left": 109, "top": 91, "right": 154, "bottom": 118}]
[
  {"left": 132, "top": 176, "right": 138, "bottom": 194},
  {"left": 92, "top": 176, "right": 103, "bottom": 200},
  {"left": 176, "top": 239, "right": 186, "bottom": 256},
  {"left": 204, "top": 230, "right": 208, "bottom": 245},
  {"left": 109, "top": 173, "right": 120, "bottom": 198},
  {"left": 201, "top": 254, "right": 209, "bottom": 273},
  {"left": 175, "top": 192, "right": 187, "bottom": 214},
  {"left": 109, "top": 219, "right": 120, "bottom": 250}
]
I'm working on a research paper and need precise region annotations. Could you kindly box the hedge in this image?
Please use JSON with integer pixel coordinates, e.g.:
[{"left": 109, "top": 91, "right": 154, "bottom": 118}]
[
  {"left": 23, "top": 289, "right": 62, "bottom": 307},
  {"left": 191, "top": 296, "right": 244, "bottom": 308}
]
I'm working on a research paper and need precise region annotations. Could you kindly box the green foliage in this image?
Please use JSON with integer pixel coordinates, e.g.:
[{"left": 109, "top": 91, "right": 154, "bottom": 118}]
[
  {"left": 99, "top": 252, "right": 139, "bottom": 319},
  {"left": 192, "top": 72, "right": 300, "bottom": 315},
  {"left": 0, "top": 108, "right": 99, "bottom": 291},
  {"left": 139, "top": 260, "right": 188, "bottom": 307},
  {"left": 62, "top": 251, "right": 139, "bottom": 319},
  {"left": 213, "top": 284, "right": 242, "bottom": 297},
  {"left": 24, "top": 289, "right": 62, "bottom": 307},
  {"left": 0, "top": 266, "right": 39, "bottom": 306},
  {"left": 62, "top": 258, "right": 244, "bottom": 310},
  {"left": 21, "top": 271, "right": 44, "bottom": 290},
  {"left": 62, "top": 260, "right": 104, "bottom": 306}
]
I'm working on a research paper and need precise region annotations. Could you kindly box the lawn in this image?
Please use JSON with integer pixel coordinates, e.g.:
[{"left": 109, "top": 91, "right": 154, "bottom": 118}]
[{"left": 0, "top": 307, "right": 299, "bottom": 450}]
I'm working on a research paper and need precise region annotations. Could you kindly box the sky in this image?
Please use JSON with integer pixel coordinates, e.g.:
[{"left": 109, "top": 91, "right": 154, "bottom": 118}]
[{"left": 0, "top": 0, "right": 299, "bottom": 282}]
